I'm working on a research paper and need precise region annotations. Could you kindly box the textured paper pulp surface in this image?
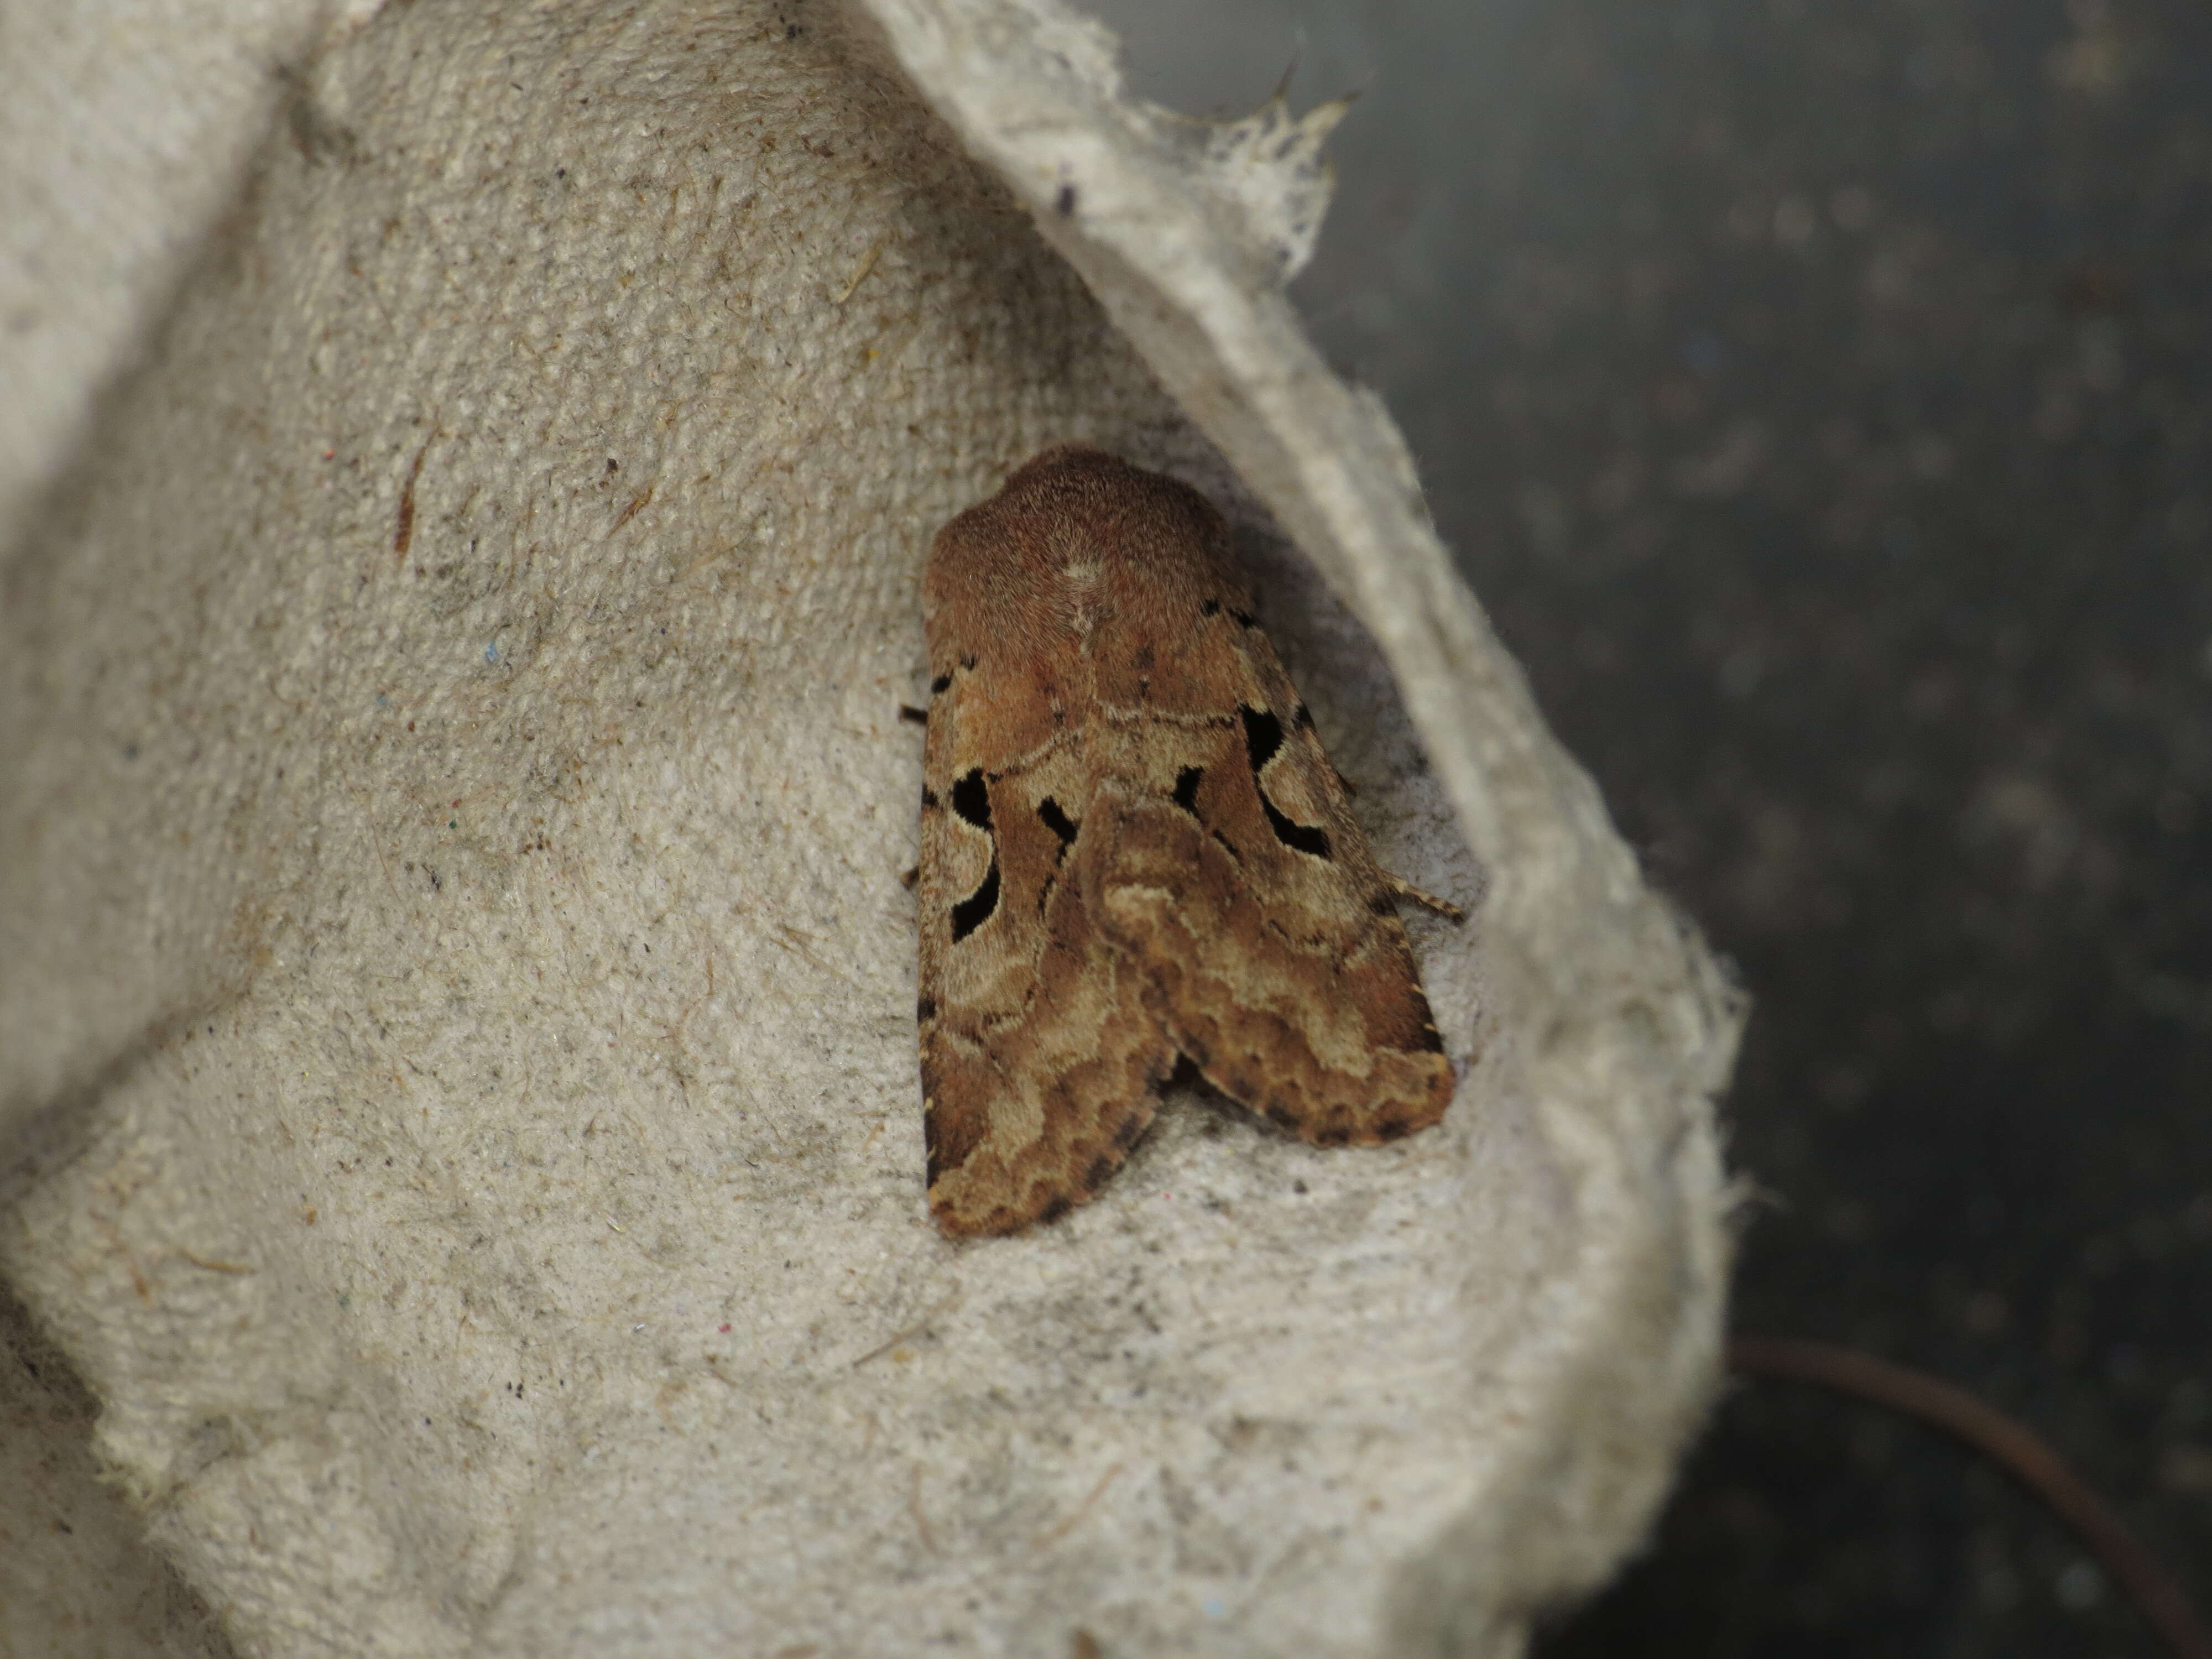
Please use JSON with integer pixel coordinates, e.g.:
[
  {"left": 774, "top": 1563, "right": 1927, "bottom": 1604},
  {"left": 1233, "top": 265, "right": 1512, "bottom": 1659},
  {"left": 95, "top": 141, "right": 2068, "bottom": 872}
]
[
  {"left": 0, "top": 2, "right": 1741, "bottom": 1655},
  {"left": 0, "top": 0, "right": 371, "bottom": 550}
]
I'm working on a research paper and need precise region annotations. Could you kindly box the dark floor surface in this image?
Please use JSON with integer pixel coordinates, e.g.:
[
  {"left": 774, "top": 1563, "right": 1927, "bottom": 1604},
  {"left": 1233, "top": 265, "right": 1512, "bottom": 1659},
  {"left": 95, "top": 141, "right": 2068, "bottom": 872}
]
[{"left": 1092, "top": 0, "right": 2212, "bottom": 1651}]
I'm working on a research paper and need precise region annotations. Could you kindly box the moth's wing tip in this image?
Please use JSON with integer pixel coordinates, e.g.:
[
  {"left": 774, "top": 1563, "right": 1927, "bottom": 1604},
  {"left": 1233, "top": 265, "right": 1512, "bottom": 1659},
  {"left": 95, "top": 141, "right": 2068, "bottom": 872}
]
[
  {"left": 1246, "top": 1050, "right": 1457, "bottom": 1149},
  {"left": 928, "top": 1197, "right": 1015, "bottom": 1239},
  {"left": 1391, "top": 1050, "right": 1461, "bottom": 1131},
  {"left": 925, "top": 1100, "right": 1157, "bottom": 1237},
  {"left": 927, "top": 1175, "right": 1016, "bottom": 1237},
  {"left": 926, "top": 1180, "right": 1081, "bottom": 1238},
  {"left": 1378, "top": 1066, "right": 1456, "bottom": 1140}
]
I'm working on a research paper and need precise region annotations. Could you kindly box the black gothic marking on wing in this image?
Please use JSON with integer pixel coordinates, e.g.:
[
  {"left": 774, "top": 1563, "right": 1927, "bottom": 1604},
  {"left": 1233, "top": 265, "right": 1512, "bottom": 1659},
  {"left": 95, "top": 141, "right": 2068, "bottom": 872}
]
[
  {"left": 1032, "top": 797, "right": 1081, "bottom": 918},
  {"left": 1239, "top": 707, "right": 1333, "bottom": 860},
  {"left": 951, "top": 769, "right": 992, "bottom": 830},
  {"left": 951, "top": 862, "right": 1000, "bottom": 940},
  {"left": 1172, "top": 767, "right": 1204, "bottom": 813},
  {"left": 1240, "top": 707, "right": 1283, "bottom": 773},
  {"left": 1037, "top": 797, "right": 1078, "bottom": 852},
  {"left": 949, "top": 768, "right": 1000, "bottom": 940}
]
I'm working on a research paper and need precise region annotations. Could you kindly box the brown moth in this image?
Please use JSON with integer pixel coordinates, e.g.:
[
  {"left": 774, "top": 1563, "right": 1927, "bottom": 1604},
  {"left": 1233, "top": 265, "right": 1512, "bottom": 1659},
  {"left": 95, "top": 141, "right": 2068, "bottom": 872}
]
[{"left": 916, "top": 445, "right": 1455, "bottom": 1237}]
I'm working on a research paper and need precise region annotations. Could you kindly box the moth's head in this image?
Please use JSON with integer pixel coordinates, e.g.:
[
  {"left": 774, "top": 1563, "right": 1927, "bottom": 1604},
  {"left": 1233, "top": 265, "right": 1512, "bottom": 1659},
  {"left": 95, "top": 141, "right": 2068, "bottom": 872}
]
[{"left": 922, "top": 446, "right": 1245, "bottom": 665}]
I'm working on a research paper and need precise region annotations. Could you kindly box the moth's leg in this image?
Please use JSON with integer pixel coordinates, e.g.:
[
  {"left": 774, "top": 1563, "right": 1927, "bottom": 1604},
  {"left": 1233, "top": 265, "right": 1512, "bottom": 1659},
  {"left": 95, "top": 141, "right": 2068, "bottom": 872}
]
[{"left": 1384, "top": 870, "right": 1464, "bottom": 924}]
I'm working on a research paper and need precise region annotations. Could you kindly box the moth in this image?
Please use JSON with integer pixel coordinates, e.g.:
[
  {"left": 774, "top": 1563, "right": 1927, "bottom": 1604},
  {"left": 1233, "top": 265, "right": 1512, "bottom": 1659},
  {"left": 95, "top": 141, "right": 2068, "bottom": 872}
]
[{"left": 916, "top": 445, "right": 1456, "bottom": 1237}]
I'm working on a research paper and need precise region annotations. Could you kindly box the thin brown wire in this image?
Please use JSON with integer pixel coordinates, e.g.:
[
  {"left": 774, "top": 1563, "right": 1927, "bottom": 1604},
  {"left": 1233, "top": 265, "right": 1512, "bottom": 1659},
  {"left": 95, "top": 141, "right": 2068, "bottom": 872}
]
[{"left": 1729, "top": 1335, "right": 2212, "bottom": 1659}]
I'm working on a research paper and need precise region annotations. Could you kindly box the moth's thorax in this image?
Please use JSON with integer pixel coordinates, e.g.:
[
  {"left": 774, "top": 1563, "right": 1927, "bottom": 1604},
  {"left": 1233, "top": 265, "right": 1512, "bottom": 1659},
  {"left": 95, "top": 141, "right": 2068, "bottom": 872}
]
[{"left": 925, "top": 450, "right": 1242, "bottom": 659}]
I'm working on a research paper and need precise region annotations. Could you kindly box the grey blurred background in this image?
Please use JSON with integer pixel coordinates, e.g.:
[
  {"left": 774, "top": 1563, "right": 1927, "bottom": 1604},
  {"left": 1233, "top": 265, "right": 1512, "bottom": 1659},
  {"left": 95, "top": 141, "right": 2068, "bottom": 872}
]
[{"left": 1082, "top": 0, "right": 2212, "bottom": 1652}]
